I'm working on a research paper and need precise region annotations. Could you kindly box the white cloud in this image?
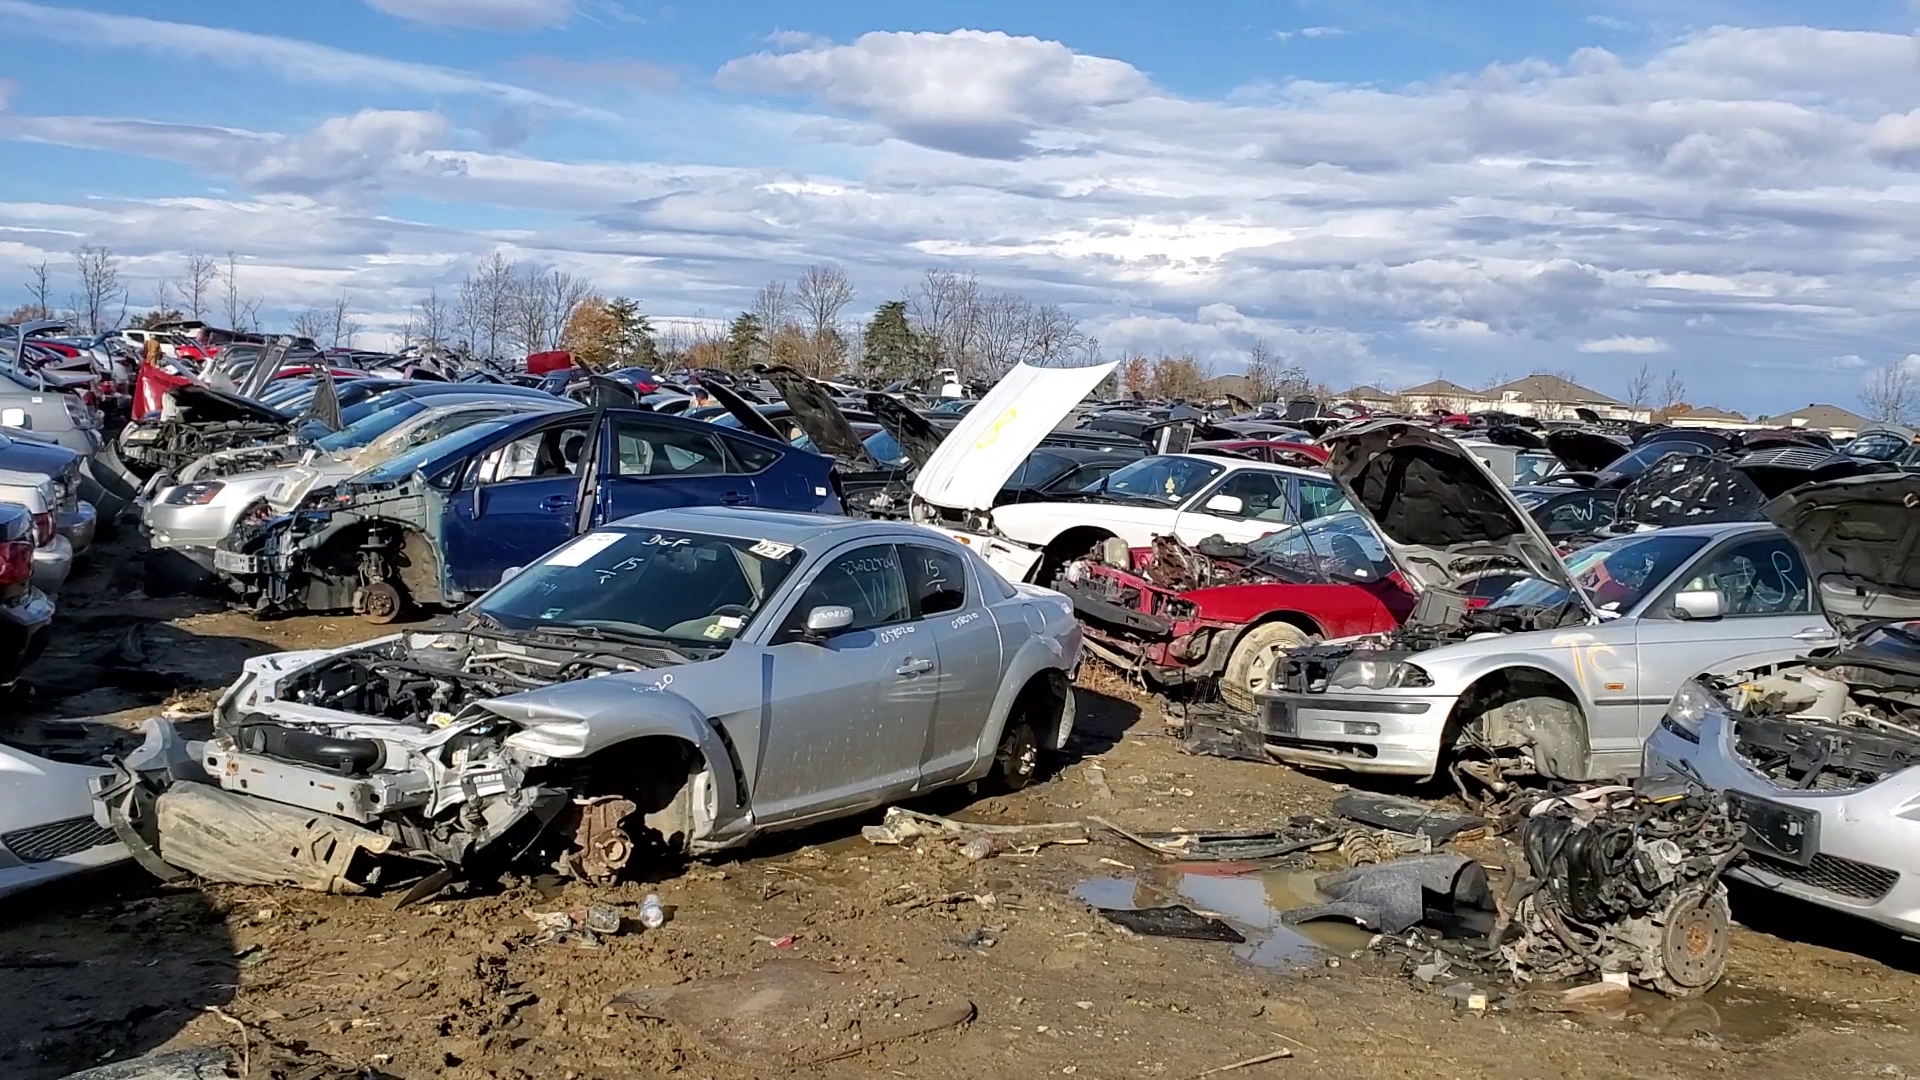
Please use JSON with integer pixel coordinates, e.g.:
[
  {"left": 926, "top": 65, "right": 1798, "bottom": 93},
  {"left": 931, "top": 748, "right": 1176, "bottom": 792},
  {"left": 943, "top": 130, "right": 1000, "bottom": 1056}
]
[
  {"left": 1274, "top": 26, "right": 1347, "bottom": 42},
  {"left": 0, "top": 0, "right": 593, "bottom": 115},
  {"left": 765, "top": 29, "right": 831, "bottom": 51},
  {"left": 716, "top": 29, "right": 1151, "bottom": 158},
  {"left": 1578, "top": 336, "right": 1670, "bottom": 354},
  {"left": 365, "top": 0, "right": 573, "bottom": 30}
]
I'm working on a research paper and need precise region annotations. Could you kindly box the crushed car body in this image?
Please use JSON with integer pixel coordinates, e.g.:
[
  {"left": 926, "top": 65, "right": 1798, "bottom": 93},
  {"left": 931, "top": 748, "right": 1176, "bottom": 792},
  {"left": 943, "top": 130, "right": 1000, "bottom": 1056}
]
[
  {"left": 100, "top": 509, "right": 1083, "bottom": 892},
  {"left": 1646, "top": 473, "right": 1920, "bottom": 935}
]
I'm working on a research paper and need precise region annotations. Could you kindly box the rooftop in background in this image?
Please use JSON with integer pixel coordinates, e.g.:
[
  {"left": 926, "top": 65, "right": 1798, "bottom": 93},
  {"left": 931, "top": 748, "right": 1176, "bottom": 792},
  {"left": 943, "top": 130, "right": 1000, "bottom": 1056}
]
[
  {"left": 1483, "top": 374, "right": 1623, "bottom": 406},
  {"left": 1397, "top": 379, "right": 1486, "bottom": 400},
  {"left": 1755, "top": 403, "right": 1876, "bottom": 434}
]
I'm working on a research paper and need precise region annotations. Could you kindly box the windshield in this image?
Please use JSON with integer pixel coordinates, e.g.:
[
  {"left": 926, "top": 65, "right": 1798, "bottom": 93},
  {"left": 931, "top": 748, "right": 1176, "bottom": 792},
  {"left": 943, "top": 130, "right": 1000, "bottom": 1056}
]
[
  {"left": 478, "top": 527, "right": 804, "bottom": 645},
  {"left": 1512, "top": 489, "right": 1552, "bottom": 510},
  {"left": 1488, "top": 531, "right": 1708, "bottom": 614},
  {"left": 864, "top": 429, "right": 910, "bottom": 468},
  {"left": 1100, "top": 456, "right": 1223, "bottom": 504},
  {"left": 353, "top": 417, "right": 517, "bottom": 487},
  {"left": 1604, "top": 439, "right": 1716, "bottom": 481},
  {"left": 1513, "top": 452, "right": 1560, "bottom": 486},
  {"left": 313, "top": 397, "right": 429, "bottom": 453},
  {"left": 1247, "top": 512, "right": 1394, "bottom": 583}
]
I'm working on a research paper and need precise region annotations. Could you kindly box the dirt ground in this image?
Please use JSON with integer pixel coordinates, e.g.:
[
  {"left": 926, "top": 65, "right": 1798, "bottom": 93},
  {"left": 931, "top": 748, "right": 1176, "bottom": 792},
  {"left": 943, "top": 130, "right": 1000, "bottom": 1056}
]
[{"left": 4, "top": 539, "right": 1919, "bottom": 1080}]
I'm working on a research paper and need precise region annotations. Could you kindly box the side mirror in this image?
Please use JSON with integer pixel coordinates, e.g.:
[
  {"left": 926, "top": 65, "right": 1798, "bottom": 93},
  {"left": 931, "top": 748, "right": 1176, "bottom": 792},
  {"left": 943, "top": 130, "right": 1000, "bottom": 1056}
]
[
  {"left": 1204, "top": 494, "right": 1244, "bottom": 516},
  {"left": 804, "top": 605, "right": 854, "bottom": 636},
  {"left": 499, "top": 565, "right": 524, "bottom": 584},
  {"left": 1672, "top": 590, "right": 1725, "bottom": 621},
  {"left": 0, "top": 408, "right": 27, "bottom": 429}
]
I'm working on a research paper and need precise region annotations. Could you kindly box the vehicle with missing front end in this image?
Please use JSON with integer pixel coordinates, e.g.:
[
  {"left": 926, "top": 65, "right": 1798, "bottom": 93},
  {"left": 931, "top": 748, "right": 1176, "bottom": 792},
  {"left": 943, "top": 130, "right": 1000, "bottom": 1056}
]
[
  {"left": 1647, "top": 473, "right": 1920, "bottom": 936},
  {"left": 97, "top": 508, "right": 1082, "bottom": 893},
  {"left": 1254, "top": 420, "right": 1841, "bottom": 794}
]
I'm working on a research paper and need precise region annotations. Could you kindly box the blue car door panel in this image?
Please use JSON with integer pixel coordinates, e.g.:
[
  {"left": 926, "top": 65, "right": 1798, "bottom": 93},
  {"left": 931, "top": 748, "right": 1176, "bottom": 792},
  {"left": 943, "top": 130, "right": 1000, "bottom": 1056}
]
[{"left": 441, "top": 415, "right": 597, "bottom": 594}]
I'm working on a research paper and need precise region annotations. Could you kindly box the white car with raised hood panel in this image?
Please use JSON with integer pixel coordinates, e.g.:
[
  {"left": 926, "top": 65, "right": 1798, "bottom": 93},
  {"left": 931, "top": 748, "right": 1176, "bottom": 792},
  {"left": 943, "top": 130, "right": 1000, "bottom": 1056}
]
[{"left": 909, "top": 362, "right": 1348, "bottom": 584}]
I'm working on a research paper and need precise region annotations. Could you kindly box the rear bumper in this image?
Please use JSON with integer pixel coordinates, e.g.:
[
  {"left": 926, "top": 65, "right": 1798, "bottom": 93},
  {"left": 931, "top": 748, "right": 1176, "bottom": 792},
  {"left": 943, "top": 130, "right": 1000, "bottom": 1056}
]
[
  {"left": 31, "top": 535, "right": 72, "bottom": 595},
  {"left": 1256, "top": 689, "right": 1455, "bottom": 777},
  {"left": 58, "top": 500, "right": 96, "bottom": 553},
  {"left": 0, "top": 588, "right": 55, "bottom": 683}
]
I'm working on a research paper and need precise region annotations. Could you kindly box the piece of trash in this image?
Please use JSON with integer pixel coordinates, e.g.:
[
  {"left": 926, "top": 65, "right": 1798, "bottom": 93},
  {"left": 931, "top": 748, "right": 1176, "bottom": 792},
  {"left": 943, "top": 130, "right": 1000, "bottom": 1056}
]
[
  {"left": 232, "top": 944, "right": 270, "bottom": 968},
  {"left": 1281, "top": 855, "right": 1492, "bottom": 935},
  {"left": 1170, "top": 702, "right": 1269, "bottom": 763},
  {"left": 527, "top": 904, "right": 623, "bottom": 948},
  {"left": 638, "top": 893, "right": 666, "bottom": 930},
  {"left": 611, "top": 959, "right": 974, "bottom": 1069},
  {"left": 766, "top": 933, "right": 798, "bottom": 949},
  {"left": 1535, "top": 980, "right": 1633, "bottom": 1014},
  {"left": 1097, "top": 857, "right": 1135, "bottom": 871},
  {"left": 1092, "top": 905, "right": 1245, "bottom": 943},
  {"left": 1601, "top": 971, "right": 1630, "bottom": 988},
  {"left": 1331, "top": 792, "right": 1485, "bottom": 844},
  {"left": 1186, "top": 1048, "right": 1293, "bottom": 1076},
  {"left": 1092, "top": 815, "right": 1339, "bottom": 862},
  {"left": 959, "top": 834, "right": 996, "bottom": 862}
]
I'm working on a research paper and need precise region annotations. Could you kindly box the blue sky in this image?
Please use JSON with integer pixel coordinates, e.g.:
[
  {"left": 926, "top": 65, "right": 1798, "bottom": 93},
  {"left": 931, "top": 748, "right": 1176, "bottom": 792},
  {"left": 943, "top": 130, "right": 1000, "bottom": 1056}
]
[{"left": 2, "top": 0, "right": 1919, "bottom": 415}]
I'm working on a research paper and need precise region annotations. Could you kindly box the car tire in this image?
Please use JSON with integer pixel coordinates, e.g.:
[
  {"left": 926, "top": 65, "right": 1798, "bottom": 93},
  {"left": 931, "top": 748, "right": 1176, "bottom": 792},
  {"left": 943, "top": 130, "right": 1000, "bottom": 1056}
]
[
  {"left": 990, "top": 720, "right": 1041, "bottom": 792},
  {"left": 1220, "top": 621, "right": 1312, "bottom": 714}
]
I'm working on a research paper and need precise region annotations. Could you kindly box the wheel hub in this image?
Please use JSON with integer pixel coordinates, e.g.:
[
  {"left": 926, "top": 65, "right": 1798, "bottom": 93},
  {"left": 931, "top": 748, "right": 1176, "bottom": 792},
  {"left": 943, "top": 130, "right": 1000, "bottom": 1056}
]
[{"left": 1658, "top": 889, "right": 1731, "bottom": 991}]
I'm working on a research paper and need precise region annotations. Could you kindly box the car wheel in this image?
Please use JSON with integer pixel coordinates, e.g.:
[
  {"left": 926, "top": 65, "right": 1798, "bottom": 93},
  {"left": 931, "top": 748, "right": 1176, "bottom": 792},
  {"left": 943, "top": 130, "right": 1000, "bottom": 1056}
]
[
  {"left": 1220, "top": 621, "right": 1312, "bottom": 714},
  {"left": 990, "top": 720, "right": 1041, "bottom": 792}
]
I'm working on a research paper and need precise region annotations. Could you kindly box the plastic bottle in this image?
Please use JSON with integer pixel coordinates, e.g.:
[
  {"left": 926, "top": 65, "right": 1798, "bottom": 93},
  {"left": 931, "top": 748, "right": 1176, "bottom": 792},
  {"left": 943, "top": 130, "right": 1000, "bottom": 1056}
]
[{"left": 638, "top": 893, "right": 666, "bottom": 929}]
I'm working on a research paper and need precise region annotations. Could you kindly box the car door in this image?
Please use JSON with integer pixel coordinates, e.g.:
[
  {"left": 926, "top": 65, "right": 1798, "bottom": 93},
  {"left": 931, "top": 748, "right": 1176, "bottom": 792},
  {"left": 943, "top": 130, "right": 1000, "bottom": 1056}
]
[
  {"left": 592, "top": 413, "right": 755, "bottom": 525},
  {"left": 903, "top": 542, "right": 1005, "bottom": 785},
  {"left": 752, "top": 543, "right": 939, "bottom": 822},
  {"left": 1174, "top": 469, "right": 1292, "bottom": 544},
  {"left": 1632, "top": 532, "right": 1834, "bottom": 735},
  {"left": 440, "top": 415, "right": 596, "bottom": 594}
]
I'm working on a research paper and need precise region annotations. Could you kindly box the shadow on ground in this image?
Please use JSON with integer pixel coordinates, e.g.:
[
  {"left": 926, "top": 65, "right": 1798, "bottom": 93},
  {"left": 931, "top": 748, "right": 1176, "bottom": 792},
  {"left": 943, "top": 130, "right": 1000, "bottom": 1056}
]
[
  {"left": 1729, "top": 882, "right": 1920, "bottom": 977},
  {"left": 0, "top": 873, "right": 236, "bottom": 1080}
]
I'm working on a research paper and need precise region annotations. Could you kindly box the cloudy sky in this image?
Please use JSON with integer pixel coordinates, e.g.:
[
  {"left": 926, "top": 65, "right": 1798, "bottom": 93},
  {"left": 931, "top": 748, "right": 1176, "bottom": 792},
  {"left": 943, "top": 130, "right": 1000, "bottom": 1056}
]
[{"left": 1, "top": 0, "right": 1918, "bottom": 413}]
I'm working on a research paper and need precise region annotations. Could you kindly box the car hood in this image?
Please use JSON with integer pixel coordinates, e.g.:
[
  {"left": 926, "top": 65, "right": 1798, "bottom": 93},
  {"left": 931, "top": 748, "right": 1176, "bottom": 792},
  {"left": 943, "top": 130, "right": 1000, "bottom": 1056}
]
[
  {"left": 706, "top": 380, "right": 785, "bottom": 443},
  {"left": 1616, "top": 454, "right": 1766, "bottom": 528},
  {"left": 1763, "top": 473, "right": 1920, "bottom": 635},
  {"left": 760, "top": 366, "right": 874, "bottom": 466},
  {"left": 914, "top": 361, "right": 1118, "bottom": 512},
  {"left": 1324, "top": 420, "right": 1590, "bottom": 612},
  {"left": 866, "top": 392, "right": 945, "bottom": 468},
  {"left": 1546, "top": 429, "right": 1630, "bottom": 473},
  {"left": 172, "top": 384, "right": 290, "bottom": 425},
  {"left": 0, "top": 434, "right": 79, "bottom": 478}
]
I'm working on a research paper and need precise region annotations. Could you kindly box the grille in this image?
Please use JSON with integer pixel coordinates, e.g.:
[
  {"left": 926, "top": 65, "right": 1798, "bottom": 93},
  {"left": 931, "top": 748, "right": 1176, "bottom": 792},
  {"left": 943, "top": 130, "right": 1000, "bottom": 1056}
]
[
  {"left": 1747, "top": 852, "right": 1900, "bottom": 902},
  {"left": 1, "top": 816, "right": 117, "bottom": 863}
]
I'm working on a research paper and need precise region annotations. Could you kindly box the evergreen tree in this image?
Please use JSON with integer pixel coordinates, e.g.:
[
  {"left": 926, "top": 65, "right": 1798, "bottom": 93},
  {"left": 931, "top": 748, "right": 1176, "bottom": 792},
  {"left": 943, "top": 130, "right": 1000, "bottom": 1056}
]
[
  {"left": 861, "top": 300, "right": 919, "bottom": 382},
  {"left": 724, "top": 312, "right": 764, "bottom": 371}
]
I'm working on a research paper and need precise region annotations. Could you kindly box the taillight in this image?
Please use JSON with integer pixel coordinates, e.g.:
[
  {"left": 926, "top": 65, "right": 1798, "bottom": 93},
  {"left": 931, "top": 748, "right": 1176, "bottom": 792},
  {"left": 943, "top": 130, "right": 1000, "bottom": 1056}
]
[
  {"left": 0, "top": 539, "right": 31, "bottom": 585},
  {"left": 32, "top": 512, "right": 53, "bottom": 547}
]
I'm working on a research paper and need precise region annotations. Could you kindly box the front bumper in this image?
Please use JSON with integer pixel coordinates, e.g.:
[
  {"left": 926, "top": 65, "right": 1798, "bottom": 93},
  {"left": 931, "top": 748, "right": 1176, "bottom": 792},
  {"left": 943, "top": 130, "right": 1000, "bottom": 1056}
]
[
  {"left": 145, "top": 496, "right": 245, "bottom": 552},
  {"left": 31, "top": 535, "right": 72, "bottom": 596},
  {"left": 0, "top": 745, "right": 127, "bottom": 899},
  {"left": 1256, "top": 689, "right": 1457, "bottom": 777},
  {"left": 0, "top": 587, "right": 55, "bottom": 683},
  {"left": 1646, "top": 713, "right": 1920, "bottom": 937}
]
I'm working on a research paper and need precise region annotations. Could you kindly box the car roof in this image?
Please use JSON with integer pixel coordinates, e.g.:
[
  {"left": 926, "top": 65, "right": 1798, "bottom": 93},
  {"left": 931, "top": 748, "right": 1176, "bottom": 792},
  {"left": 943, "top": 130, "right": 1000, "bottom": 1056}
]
[
  {"left": 1611, "top": 521, "right": 1774, "bottom": 539},
  {"left": 1164, "top": 453, "right": 1324, "bottom": 480},
  {"left": 605, "top": 507, "right": 878, "bottom": 545}
]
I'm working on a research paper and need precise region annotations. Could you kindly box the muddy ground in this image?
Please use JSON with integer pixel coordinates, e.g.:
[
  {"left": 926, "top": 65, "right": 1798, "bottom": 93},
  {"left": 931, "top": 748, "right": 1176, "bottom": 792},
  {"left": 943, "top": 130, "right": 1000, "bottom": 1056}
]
[{"left": 4, "top": 539, "right": 1919, "bottom": 1080}]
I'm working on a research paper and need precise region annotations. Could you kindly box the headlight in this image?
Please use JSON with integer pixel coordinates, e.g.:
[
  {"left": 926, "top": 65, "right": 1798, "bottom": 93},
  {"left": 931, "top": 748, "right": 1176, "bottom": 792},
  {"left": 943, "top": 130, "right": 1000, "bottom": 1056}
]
[
  {"left": 165, "top": 481, "right": 224, "bottom": 506},
  {"left": 1328, "top": 658, "right": 1433, "bottom": 690},
  {"left": 1662, "top": 680, "right": 1717, "bottom": 743}
]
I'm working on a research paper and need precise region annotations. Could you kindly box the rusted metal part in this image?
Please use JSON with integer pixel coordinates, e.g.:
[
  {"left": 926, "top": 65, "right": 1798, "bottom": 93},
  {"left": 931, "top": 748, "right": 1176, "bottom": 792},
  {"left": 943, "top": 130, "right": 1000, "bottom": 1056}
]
[
  {"left": 152, "top": 782, "right": 393, "bottom": 894},
  {"left": 558, "top": 796, "right": 638, "bottom": 883}
]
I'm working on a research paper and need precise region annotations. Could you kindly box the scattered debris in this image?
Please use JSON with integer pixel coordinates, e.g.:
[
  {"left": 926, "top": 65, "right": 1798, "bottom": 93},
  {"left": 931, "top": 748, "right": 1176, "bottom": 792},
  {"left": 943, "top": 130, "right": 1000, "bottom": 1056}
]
[
  {"left": 1184, "top": 1048, "right": 1293, "bottom": 1077},
  {"left": 1331, "top": 792, "right": 1485, "bottom": 843},
  {"left": 527, "top": 903, "right": 623, "bottom": 948},
  {"left": 1337, "top": 827, "right": 1430, "bottom": 866},
  {"left": 611, "top": 959, "right": 974, "bottom": 1069},
  {"left": 1093, "top": 904, "right": 1246, "bottom": 942},
  {"left": 56, "top": 1046, "right": 233, "bottom": 1080},
  {"left": 1283, "top": 855, "right": 1493, "bottom": 935},
  {"left": 1092, "top": 815, "right": 1339, "bottom": 862},
  {"left": 1173, "top": 703, "right": 1269, "bottom": 763},
  {"left": 861, "top": 806, "right": 1091, "bottom": 857}
]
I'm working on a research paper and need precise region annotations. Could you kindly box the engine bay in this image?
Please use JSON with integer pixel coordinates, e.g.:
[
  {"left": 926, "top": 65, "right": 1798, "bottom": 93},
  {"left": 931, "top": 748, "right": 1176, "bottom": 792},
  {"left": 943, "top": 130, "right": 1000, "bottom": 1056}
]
[{"left": 1718, "top": 661, "right": 1920, "bottom": 790}]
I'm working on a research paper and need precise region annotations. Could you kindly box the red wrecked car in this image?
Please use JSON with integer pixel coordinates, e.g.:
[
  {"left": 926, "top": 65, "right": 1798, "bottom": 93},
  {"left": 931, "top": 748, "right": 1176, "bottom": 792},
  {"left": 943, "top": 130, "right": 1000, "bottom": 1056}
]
[{"left": 1056, "top": 512, "right": 1414, "bottom": 711}]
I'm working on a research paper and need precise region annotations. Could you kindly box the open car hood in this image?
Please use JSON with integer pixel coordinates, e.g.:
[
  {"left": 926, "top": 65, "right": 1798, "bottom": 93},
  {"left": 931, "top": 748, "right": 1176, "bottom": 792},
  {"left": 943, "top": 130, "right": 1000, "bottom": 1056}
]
[
  {"left": 1732, "top": 444, "right": 1886, "bottom": 499},
  {"left": 1764, "top": 473, "right": 1920, "bottom": 635},
  {"left": 1546, "top": 429, "right": 1629, "bottom": 473},
  {"left": 1324, "top": 420, "right": 1591, "bottom": 614},
  {"left": 1616, "top": 453, "right": 1766, "bottom": 528},
  {"left": 172, "top": 384, "right": 291, "bottom": 426},
  {"left": 866, "top": 392, "right": 945, "bottom": 468},
  {"left": 914, "top": 360, "right": 1117, "bottom": 512},
  {"left": 705, "top": 379, "right": 785, "bottom": 443},
  {"left": 760, "top": 366, "right": 874, "bottom": 466}
]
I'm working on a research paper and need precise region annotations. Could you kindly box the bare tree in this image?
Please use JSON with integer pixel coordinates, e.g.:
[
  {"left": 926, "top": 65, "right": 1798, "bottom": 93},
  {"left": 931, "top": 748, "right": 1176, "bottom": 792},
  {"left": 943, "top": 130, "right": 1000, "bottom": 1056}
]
[
  {"left": 70, "top": 245, "right": 127, "bottom": 334},
  {"left": 794, "top": 265, "right": 855, "bottom": 377},
  {"left": 750, "top": 280, "right": 795, "bottom": 367},
  {"left": 180, "top": 253, "right": 219, "bottom": 320},
  {"left": 289, "top": 307, "right": 329, "bottom": 343},
  {"left": 220, "top": 251, "right": 263, "bottom": 331},
  {"left": 1658, "top": 368, "right": 1687, "bottom": 414},
  {"left": 506, "top": 265, "right": 590, "bottom": 355},
  {"left": 1861, "top": 361, "right": 1917, "bottom": 425},
  {"left": 410, "top": 289, "right": 450, "bottom": 348},
  {"left": 22, "top": 262, "right": 52, "bottom": 320},
  {"left": 909, "top": 269, "right": 982, "bottom": 380},
  {"left": 1625, "top": 363, "right": 1655, "bottom": 413},
  {"left": 326, "top": 294, "right": 359, "bottom": 349},
  {"left": 455, "top": 252, "right": 519, "bottom": 360}
]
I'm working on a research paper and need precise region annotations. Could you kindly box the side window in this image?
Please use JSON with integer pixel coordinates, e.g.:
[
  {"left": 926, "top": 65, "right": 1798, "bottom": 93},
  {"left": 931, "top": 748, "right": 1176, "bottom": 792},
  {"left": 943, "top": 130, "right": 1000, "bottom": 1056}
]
[
  {"left": 905, "top": 545, "right": 968, "bottom": 617},
  {"left": 613, "top": 420, "right": 726, "bottom": 477},
  {"left": 719, "top": 434, "right": 781, "bottom": 474},
  {"left": 1206, "top": 472, "right": 1290, "bottom": 522},
  {"left": 1296, "top": 478, "right": 1349, "bottom": 522},
  {"left": 1064, "top": 464, "right": 1119, "bottom": 492},
  {"left": 785, "top": 545, "right": 911, "bottom": 635},
  {"left": 471, "top": 422, "right": 592, "bottom": 485},
  {"left": 1675, "top": 538, "right": 1810, "bottom": 616}
]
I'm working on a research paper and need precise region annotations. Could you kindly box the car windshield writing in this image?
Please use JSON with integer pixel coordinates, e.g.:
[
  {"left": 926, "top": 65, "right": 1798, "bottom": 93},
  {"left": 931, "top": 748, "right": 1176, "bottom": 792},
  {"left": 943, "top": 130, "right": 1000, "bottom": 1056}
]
[
  {"left": 1101, "top": 457, "right": 1222, "bottom": 503},
  {"left": 479, "top": 529, "right": 803, "bottom": 644},
  {"left": 1490, "top": 532, "right": 1708, "bottom": 613},
  {"left": 313, "top": 398, "right": 429, "bottom": 453}
]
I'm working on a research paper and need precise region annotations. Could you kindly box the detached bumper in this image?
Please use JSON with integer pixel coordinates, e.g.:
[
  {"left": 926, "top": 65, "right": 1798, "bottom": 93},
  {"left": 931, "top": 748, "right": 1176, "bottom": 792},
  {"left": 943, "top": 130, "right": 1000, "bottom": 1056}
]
[
  {"left": 1645, "top": 714, "right": 1920, "bottom": 937},
  {"left": 58, "top": 500, "right": 96, "bottom": 554},
  {"left": 0, "top": 587, "right": 55, "bottom": 683},
  {"left": 1256, "top": 689, "right": 1456, "bottom": 777}
]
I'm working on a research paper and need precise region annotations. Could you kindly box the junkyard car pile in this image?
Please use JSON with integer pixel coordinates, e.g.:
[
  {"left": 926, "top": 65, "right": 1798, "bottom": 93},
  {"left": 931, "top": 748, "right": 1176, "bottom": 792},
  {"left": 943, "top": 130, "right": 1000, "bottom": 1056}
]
[{"left": 6, "top": 324, "right": 1920, "bottom": 1075}]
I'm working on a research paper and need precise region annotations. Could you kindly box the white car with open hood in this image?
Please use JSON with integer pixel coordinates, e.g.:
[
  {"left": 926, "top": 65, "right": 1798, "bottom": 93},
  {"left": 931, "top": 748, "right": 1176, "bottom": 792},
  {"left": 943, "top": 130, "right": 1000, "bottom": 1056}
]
[
  {"left": 1254, "top": 420, "right": 1838, "bottom": 790},
  {"left": 910, "top": 362, "right": 1351, "bottom": 584}
]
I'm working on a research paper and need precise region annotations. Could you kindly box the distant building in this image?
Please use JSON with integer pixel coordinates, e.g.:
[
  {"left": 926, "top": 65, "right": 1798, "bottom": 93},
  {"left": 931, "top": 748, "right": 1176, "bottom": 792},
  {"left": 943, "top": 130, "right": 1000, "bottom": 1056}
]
[
  {"left": 1754, "top": 403, "right": 1876, "bottom": 440},
  {"left": 1333, "top": 385, "right": 1396, "bottom": 408},
  {"left": 1667, "top": 405, "right": 1753, "bottom": 432},
  {"left": 1396, "top": 379, "right": 1488, "bottom": 413},
  {"left": 1479, "top": 374, "right": 1648, "bottom": 422}
]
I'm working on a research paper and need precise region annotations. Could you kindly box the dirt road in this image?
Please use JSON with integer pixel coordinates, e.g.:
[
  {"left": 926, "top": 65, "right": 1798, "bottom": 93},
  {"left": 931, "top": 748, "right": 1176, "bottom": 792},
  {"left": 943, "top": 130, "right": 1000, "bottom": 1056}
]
[{"left": 4, "top": 541, "right": 1918, "bottom": 1079}]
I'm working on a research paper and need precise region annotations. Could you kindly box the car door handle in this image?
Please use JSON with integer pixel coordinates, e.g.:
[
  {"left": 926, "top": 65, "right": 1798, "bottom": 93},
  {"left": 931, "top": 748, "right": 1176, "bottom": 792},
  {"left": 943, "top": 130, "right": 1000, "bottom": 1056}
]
[
  {"left": 895, "top": 658, "right": 933, "bottom": 676},
  {"left": 720, "top": 492, "right": 751, "bottom": 506},
  {"left": 540, "top": 495, "right": 574, "bottom": 510},
  {"left": 1792, "top": 627, "right": 1836, "bottom": 641}
]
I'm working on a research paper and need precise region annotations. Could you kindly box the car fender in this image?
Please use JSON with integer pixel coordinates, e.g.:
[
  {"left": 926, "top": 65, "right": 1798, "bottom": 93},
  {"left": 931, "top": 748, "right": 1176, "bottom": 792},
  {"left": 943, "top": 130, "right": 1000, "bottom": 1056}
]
[
  {"left": 1426, "top": 646, "right": 1601, "bottom": 723},
  {"left": 960, "top": 597, "right": 1081, "bottom": 781}
]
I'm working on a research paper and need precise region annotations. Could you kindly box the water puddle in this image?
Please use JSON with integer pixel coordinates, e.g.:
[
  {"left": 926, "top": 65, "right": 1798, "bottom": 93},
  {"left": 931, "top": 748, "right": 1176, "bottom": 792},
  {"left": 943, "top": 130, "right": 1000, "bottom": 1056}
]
[
  {"left": 1564, "top": 984, "right": 1880, "bottom": 1046},
  {"left": 1075, "top": 862, "right": 1373, "bottom": 968}
]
